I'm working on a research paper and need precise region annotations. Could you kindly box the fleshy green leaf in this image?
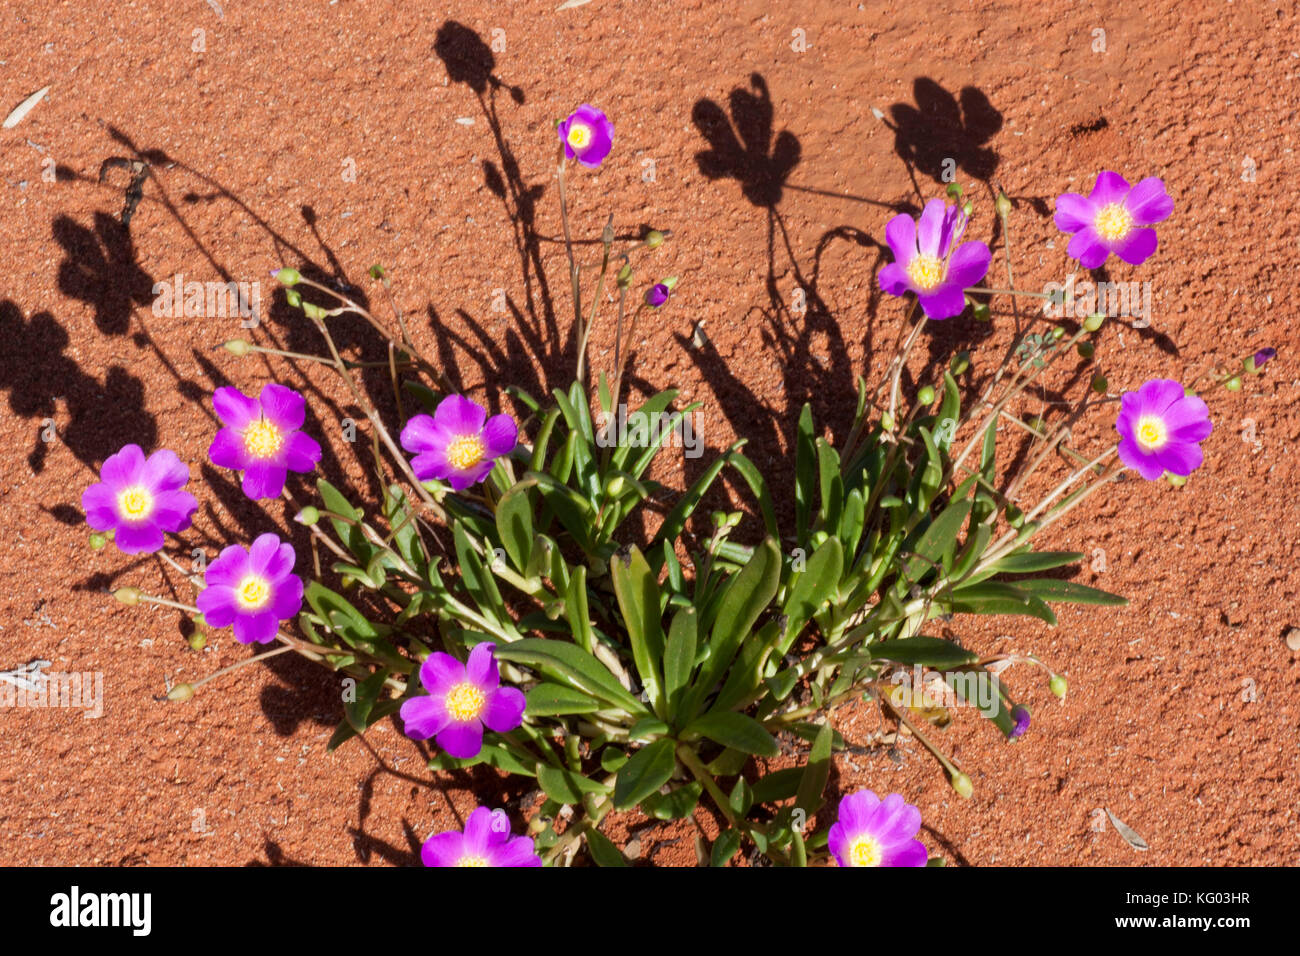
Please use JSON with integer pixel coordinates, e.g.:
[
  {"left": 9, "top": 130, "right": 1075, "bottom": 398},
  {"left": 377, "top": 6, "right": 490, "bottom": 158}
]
[{"left": 613, "top": 738, "right": 677, "bottom": 810}]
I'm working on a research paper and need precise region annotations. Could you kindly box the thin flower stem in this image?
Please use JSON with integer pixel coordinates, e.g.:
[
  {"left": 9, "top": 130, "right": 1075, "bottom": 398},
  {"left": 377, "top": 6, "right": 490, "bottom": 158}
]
[
  {"left": 157, "top": 550, "right": 201, "bottom": 589},
  {"left": 964, "top": 286, "right": 1053, "bottom": 299}
]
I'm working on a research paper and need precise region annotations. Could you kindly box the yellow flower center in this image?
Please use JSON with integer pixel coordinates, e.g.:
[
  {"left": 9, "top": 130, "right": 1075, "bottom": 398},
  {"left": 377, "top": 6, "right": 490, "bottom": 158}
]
[
  {"left": 848, "top": 836, "right": 883, "bottom": 867},
  {"left": 566, "top": 123, "right": 592, "bottom": 150},
  {"left": 236, "top": 574, "right": 272, "bottom": 610},
  {"left": 446, "top": 434, "right": 486, "bottom": 471},
  {"left": 906, "top": 254, "right": 945, "bottom": 291},
  {"left": 1094, "top": 203, "right": 1134, "bottom": 241},
  {"left": 456, "top": 855, "right": 490, "bottom": 867},
  {"left": 1135, "top": 415, "right": 1167, "bottom": 451},
  {"left": 445, "top": 682, "right": 486, "bottom": 722},
  {"left": 243, "top": 418, "right": 283, "bottom": 459},
  {"left": 117, "top": 485, "right": 153, "bottom": 520}
]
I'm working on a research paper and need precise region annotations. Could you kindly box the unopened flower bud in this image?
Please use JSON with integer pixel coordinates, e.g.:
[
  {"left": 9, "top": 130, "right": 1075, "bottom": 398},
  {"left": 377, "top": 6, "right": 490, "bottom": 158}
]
[
  {"left": 880, "top": 411, "right": 895, "bottom": 432},
  {"left": 113, "top": 586, "right": 141, "bottom": 605},
  {"left": 88, "top": 532, "right": 107, "bottom": 550},
  {"left": 295, "top": 505, "right": 321, "bottom": 526},
  {"left": 285, "top": 288, "right": 303, "bottom": 309},
  {"left": 606, "top": 476, "right": 626, "bottom": 497},
  {"left": 1049, "top": 675, "right": 1068, "bottom": 699},
  {"left": 972, "top": 302, "right": 991, "bottom": 322},
  {"left": 645, "top": 283, "right": 671, "bottom": 307},
  {"left": 951, "top": 772, "right": 973, "bottom": 799},
  {"left": 917, "top": 385, "right": 935, "bottom": 406},
  {"left": 272, "top": 267, "right": 300, "bottom": 286},
  {"left": 1224, "top": 376, "right": 1242, "bottom": 392},
  {"left": 303, "top": 302, "right": 327, "bottom": 321},
  {"left": 1090, "top": 374, "right": 1108, "bottom": 393},
  {"left": 223, "top": 339, "right": 253, "bottom": 356},
  {"left": 962, "top": 201, "right": 973, "bottom": 218},
  {"left": 644, "top": 229, "right": 665, "bottom": 249},
  {"left": 1051, "top": 325, "right": 1065, "bottom": 341},
  {"left": 188, "top": 632, "right": 206, "bottom": 651},
  {"left": 1166, "top": 472, "right": 1187, "bottom": 487},
  {"left": 1083, "top": 312, "right": 1105, "bottom": 332},
  {"left": 617, "top": 263, "right": 633, "bottom": 288},
  {"left": 995, "top": 191, "right": 1013, "bottom": 219},
  {"left": 950, "top": 351, "right": 970, "bottom": 376},
  {"left": 167, "top": 682, "right": 195, "bottom": 702},
  {"left": 1245, "top": 348, "right": 1276, "bottom": 373},
  {"left": 945, "top": 182, "right": 963, "bottom": 201},
  {"left": 1009, "top": 705, "right": 1031, "bottom": 738},
  {"left": 1077, "top": 341, "right": 1095, "bottom": 359}
]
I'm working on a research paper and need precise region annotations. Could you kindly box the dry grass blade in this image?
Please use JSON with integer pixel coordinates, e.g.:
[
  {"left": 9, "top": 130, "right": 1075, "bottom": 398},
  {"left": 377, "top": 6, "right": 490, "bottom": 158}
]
[
  {"left": 3, "top": 85, "right": 51, "bottom": 129},
  {"left": 557, "top": 0, "right": 593, "bottom": 9},
  {"left": 1105, "top": 808, "right": 1150, "bottom": 851}
]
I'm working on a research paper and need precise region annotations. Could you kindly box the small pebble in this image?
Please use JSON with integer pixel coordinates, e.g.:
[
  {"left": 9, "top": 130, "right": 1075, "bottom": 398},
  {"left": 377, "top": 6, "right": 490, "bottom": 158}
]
[{"left": 1285, "top": 628, "right": 1300, "bottom": 651}]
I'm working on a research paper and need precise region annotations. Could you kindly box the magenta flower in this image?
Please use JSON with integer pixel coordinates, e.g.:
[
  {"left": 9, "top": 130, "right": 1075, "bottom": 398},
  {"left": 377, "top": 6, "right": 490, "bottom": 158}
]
[
  {"left": 828, "top": 790, "right": 927, "bottom": 867},
  {"left": 558, "top": 104, "right": 614, "bottom": 168},
  {"left": 1054, "top": 172, "right": 1173, "bottom": 269},
  {"left": 422, "top": 806, "right": 542, "bottom": 868},
  {"left": 645, "top": 283, "right": 671, "bottom": 307},
  {"left": 1115, "top": 378, "right": 1212, "bottom": 481},
  {"left": 879, "top": 199, "right": 991, "bottom": 320},
  {"left": 195, "top": 533, "right": 303, "bottom": 644},
  {"left": 208, "top": 384, "right": 322, "bottom": 500},
  {"left": 81, "top": 445, "right": 198, "bottom": 554},
  {"left": 400, "top": 642, "right": 525, "bottom": 758},
  {"left": 400, "top": 394, "right": 517, "bottom": 491}
]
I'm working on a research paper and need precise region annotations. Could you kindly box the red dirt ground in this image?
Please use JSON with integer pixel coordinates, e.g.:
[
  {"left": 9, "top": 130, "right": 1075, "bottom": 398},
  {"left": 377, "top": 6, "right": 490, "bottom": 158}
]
[{"left": 1, "top": 0, "right": 1297, "bottom": 866}]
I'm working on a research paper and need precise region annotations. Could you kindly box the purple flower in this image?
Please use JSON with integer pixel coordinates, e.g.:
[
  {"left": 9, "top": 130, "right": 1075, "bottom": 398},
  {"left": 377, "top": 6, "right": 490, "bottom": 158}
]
[
  {"left": 558, "top": 104, "right": 614, "bottom": 168},
  {"left": 1115, "top": 378, "right": 1213, "bottom": 481},
  {"left": 1009, "top": 705, "right": 1031, "bottom": 738},
  {"left": 400, "top": 395, "right": 517, "bottom": 491},
  {"left": 208, "top": 383, "right": 322, "bottom": 500},
  {"left": 828, "top": 790, "right": 927, "bottom": 867},
  {"left": 1054, "top": 172, "right": 1173, "bottom": 269},
  {"left": 879, "top": 199, "right": 991, "bottom": 320},
  {"left": 400, "top": 643, "right": 525, "bottom": 758},
  {"left": 82, "top": 445, "right": 198, "bottom": 554},
  {"left": 195, "top": 533, "right": 303, "bottom": 644},
  {"left": 645, "top": 283, "right": 670, "bottom": 307},
  {"left": 422, "top": 806, "right": 542, "bottom": 867}
]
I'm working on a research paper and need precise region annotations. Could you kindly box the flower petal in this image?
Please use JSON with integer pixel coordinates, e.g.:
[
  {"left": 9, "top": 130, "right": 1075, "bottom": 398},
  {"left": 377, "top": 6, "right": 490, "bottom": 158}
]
[
  {"left": 490, "top": 835, "right": 543, "bottom": 867},
  {"left": 241, "top": 461, "right": 288, "bottom": 500},
  {"left": 213, "top": 387, "right": 260, "bottom": 429},
  {"left": 878, "top": 262, "right": 910, "bottom": 296},
  {"left": 233, "top": 610, "right": 279, "bottom": 644},
  {"left": 481, "top": 686, "right": 526, "bottom": 733},
  {"left": 114, "top": 523, "right": 164, "bottom": 554},
  {"left": 140, "top": 448, "right": 189, "bottom": 493},
  {"left": 1088, "top": 170, "right": 1131, "bottom": 206},
  {"left": 945, "top": 240, "right": 992, "bottom": 290},
  {"left": 466, "top": 642, "right": 501, "bottom": 690},
  {"left": 1053, "top": 192, "right": 1094, "bottom": 233},
  {"left": 283, "top": 431, "right": 322, "bottom": 472},
  {"left": 437, "top": 721, "right": 484, "bottom": 759},
  {"left": 1153, "top": 440, "right": 1204, "bottom": 477},
  {"left": 879, "top": 839, "right": 928, "bottom": 867},
  {"left": 152, "top": 490, "right": 198, "bottom": 533},
  {"left": 1112, "top": 227, "right": 1158, "bottom": 266},
  {"left": 420, "top": 831, "right": 465, "bottom": 867},
  {"left": 1117, "top": 436, "right": 1165, "bottom": 480},
  {"left": 481, "top": 414, "right": 518, "bottom": 460},
  {"left": 434, "top": 394, "right": 487, "bottom": 436},
  {"left": 81, "top": 483, "right": 120, "bottom": 530},
  {"left": 197, "top": 585, "right": 238, "bottom": 626},
  {"left": 1066, "top": 227, "right": 1110, "bottom": 269},
  {"left": 400, "top": 696, "right": 451, "bottom": 740},
  {"left": 258, "top": 382, "right": 306, "bottom": 431},
  {"left": 208, "top": 427, "right": 248, "bottom": 471},
  {"left": 884, "top": 213, "right": 918, "bottom": 266},
  {"left": 400, "top": 414, "right": 441, "bottom": 455},
  {"left": 101, "top": 444, "right": 145, "bottom": 488},
  {"left": 915, "top": 199, "right": 949, "bottom": 258},
  {"left": 419, "top": 652, "right": 466, "bottom": 695},
  {"left": 1124, "top": 177, "right": 1173, "bottom": 225},
  {"left": 916, "top": 285, "right": 967, "bottom": 320}
]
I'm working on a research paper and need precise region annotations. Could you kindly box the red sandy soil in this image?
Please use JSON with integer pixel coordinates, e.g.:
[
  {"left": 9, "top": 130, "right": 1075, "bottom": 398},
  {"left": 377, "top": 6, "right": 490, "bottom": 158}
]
[{"left": 1, "top": 0, "right": 1297, "bottom": 866}]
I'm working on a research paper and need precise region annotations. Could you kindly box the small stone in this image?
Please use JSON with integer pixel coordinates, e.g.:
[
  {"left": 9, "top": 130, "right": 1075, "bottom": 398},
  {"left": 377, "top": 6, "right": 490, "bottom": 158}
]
[{"left": 1285, "top": 628, "right": 1300, "bottom": 651}]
